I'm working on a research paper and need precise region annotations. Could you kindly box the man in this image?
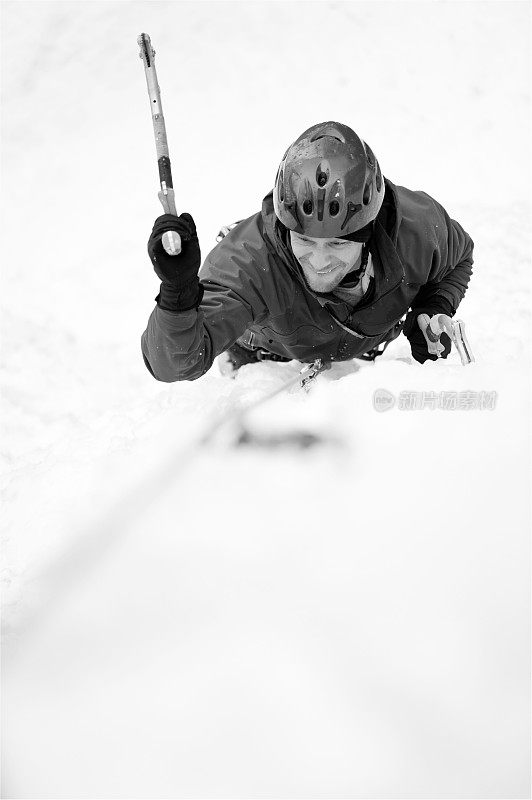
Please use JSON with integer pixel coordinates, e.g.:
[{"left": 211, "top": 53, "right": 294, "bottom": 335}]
[{"left": 141, "top": 121, "right": 473, "bottom": 382}]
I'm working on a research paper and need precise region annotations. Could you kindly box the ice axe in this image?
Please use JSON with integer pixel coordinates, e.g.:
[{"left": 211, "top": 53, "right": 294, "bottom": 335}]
[
  {"left": 137, "top": 33, "right": 181, "bottom": 256},
  {"left": 417, "top": 313, "right": 475, "bottom": 365}
]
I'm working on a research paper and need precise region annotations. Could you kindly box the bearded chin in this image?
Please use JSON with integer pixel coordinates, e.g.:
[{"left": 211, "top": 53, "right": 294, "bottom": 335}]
[{"left": 302, "top": 262, "right": 351, "bottom": 293}]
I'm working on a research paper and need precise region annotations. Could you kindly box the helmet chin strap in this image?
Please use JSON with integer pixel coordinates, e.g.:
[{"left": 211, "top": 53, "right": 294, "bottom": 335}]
[{"left": 338, "top": 242, "right": 371, "bottom": 287}]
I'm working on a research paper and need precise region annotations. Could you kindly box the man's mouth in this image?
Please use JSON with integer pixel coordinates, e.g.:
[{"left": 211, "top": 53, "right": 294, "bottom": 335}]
[{"left": 298, "top": 255, "right": 344, "bottom": 276}]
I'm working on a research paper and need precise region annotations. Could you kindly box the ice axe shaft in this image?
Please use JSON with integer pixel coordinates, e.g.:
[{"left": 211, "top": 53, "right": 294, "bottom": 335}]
[
  {"left": 417, "top": 313, "right": 475, "bottom": 365},
  {"left": 137, "top": 32, "right": 181, "bottom": 256}
]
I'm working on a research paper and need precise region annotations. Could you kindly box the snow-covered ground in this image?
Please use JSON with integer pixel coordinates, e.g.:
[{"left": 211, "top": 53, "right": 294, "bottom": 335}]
[{"left": 1, "top": 2, "right": 530, "bottom": 797}]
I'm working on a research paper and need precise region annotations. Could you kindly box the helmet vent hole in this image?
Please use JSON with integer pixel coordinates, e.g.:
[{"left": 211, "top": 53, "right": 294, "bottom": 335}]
[
  {"left": 329, "top": 201, "right": 340, "bottom": 216},
  {"left": 311, "top": 134, "right": 344, "bottom": 144},
  {"left": 316, "top": 171, "right": 328, "bottom": 187},
  {"left": 302, "top": 200, "right": 313, "bottom": 215},
  {"left": 363, "top": 182, "right": 372, "bottom": 205},
  {"left": 376, "top": 164, "right": 382, "bottom": 192},
  {"left": 365, "top": 143, "right": 376, "bottom": 168}
]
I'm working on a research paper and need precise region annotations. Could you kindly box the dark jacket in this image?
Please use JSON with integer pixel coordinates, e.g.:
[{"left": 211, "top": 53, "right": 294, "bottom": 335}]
[{"left": 141, "top": 178, "right": 473, "bottom": 381}]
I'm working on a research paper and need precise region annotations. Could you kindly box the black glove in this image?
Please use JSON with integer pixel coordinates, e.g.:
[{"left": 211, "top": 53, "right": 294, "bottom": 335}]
[
  {"left": 147, "top": 213, "right": 203, "bottom": 312},
  {"left": 403, "top": 297, "right": 454, "bottom": 364}
]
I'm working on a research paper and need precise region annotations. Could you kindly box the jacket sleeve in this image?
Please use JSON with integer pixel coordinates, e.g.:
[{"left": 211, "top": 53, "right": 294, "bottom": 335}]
[
  {"left": 411, "top": 195, "right": 474, "bottom": 313},
  {"left": 141, "top": 217, "right": 270, "bottom": 382}
]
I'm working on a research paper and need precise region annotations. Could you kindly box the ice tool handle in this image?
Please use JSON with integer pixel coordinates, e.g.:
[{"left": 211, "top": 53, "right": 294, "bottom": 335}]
[
  {"left": 417, "top": 313, "right": 475, "bottom": 366},
  {"left": 138, "top": 33, "right": 181, "bottom": 256}
]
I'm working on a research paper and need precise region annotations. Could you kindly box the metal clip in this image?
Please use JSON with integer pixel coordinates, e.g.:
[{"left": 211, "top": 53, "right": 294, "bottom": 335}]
[{"left": 299, "top": 359, "right": 325, "bottom": 389}]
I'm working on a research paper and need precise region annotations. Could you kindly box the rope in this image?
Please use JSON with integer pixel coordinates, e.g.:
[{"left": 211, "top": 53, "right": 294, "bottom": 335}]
[
  {"left": 199, "top": 359, "right": 326, "bottom": 446},
  {"left": 6, "top": 359, "right": 327, "bottom": 641}
]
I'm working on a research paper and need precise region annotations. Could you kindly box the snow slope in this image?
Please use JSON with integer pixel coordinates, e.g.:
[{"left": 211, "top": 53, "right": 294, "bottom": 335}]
[{"left": 1, "top": 2, "right": 530, "bottom": 797}]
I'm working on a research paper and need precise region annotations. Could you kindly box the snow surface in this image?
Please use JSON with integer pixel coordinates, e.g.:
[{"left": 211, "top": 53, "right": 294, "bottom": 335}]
[{"left": 1, "top": 1, "right": 531, "bottom": 797}]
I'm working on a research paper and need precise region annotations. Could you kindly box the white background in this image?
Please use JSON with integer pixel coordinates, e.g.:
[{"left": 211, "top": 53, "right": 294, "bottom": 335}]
[{"left": 1, "top": 1, "right": 530, "bottom": 797}]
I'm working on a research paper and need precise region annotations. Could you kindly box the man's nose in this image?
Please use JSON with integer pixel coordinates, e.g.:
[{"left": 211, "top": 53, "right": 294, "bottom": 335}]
[{"left": 308, "top": 249, "right": 330, "bottom": 269}]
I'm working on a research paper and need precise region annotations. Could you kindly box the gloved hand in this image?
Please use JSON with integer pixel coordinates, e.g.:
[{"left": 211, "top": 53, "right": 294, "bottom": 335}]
[
  {"left": 147, "top": 213, "right": 203, "bottom": 312},
  {"left": 403, "top": 298, "right": 454, "bottom": 364}
]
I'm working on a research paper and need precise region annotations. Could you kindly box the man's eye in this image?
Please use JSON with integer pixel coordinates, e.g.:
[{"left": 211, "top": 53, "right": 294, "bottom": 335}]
[{"left": 330, "top": 241, "right": 348, "bottom": 247}]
